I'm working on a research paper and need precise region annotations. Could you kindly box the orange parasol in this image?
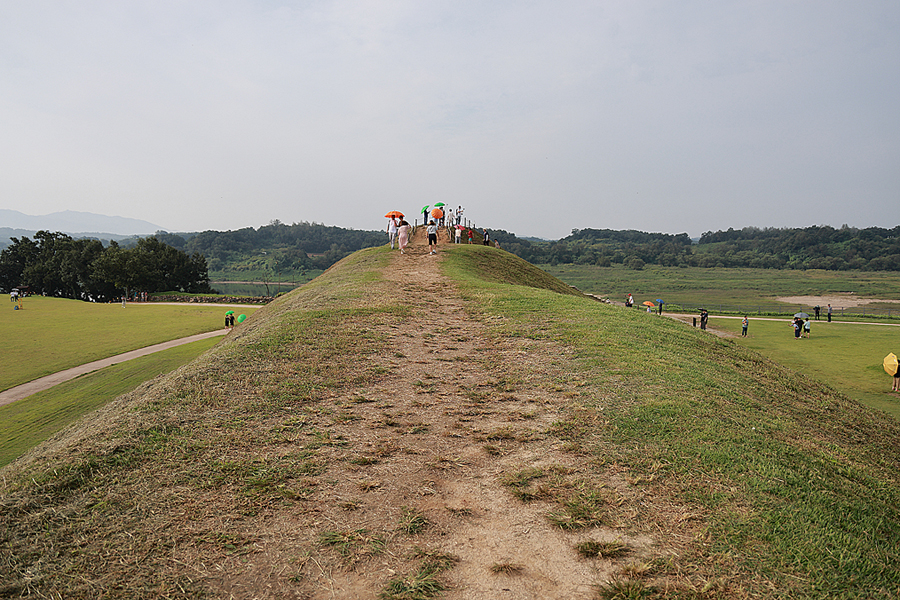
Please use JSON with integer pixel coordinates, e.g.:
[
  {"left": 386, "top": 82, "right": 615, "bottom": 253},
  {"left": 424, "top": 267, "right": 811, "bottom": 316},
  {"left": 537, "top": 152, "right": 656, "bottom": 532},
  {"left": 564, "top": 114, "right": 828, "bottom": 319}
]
[
  {"left": 385, "top": 211, "right": 404, "bottom": 219},
  {"left": 642, "top": 301, "right": 655, "bottom": 307},
  {"left": 431, "top": 208, "right": 444, "bottom": 219}
]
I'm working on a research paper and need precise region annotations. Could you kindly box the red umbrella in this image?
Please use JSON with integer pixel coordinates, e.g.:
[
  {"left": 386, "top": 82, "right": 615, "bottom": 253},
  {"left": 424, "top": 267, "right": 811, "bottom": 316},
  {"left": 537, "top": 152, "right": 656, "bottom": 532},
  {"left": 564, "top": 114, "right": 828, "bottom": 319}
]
[{"left": 384, "top": 211, "right": 404, "bottom": 219}]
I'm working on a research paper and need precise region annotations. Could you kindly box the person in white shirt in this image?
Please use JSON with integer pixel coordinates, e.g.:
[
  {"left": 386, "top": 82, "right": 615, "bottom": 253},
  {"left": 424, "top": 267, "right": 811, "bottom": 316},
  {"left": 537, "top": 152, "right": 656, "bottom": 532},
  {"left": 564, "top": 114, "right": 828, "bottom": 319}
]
[{"left": 387, "top": 217, "right": 399, "bottom": 249}]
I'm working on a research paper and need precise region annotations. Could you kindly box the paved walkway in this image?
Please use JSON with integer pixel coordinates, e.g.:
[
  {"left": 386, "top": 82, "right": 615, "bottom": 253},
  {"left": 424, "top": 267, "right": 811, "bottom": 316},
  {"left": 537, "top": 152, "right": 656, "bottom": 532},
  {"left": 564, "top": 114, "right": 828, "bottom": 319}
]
[{"left": 0, "top": 329, "right": 228, "bottom": 408}]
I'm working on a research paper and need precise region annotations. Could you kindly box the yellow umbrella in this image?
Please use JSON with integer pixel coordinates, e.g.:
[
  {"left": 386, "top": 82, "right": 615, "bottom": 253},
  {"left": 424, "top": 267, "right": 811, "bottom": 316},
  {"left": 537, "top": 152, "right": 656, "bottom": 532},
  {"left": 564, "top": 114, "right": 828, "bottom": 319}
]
[{"left": 884, "top": 353, "right": 899, "bottom": 376}]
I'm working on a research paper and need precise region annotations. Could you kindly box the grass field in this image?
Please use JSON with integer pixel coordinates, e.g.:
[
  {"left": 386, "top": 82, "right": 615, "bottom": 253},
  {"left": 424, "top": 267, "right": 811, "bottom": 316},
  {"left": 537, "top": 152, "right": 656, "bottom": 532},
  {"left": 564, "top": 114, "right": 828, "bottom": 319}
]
[
  {"left": 544, "top": 264, "right": 900, "bottom": 314},
  {"left": 0, "top": 337, "right": 220, "bottom": 468},
  {"left": 0, "top": 296, "right": 258, "bottom": 391},
  {"left": 707, "top": 316, "right": 900, "bottom": 420}
]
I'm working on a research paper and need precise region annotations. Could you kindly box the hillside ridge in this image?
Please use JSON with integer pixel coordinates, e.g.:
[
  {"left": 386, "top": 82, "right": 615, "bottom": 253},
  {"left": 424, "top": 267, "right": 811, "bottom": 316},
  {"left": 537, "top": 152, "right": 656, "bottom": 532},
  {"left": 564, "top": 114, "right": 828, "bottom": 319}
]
[{"left": 2, "top": 235, "right": 899, "bottom": 599}]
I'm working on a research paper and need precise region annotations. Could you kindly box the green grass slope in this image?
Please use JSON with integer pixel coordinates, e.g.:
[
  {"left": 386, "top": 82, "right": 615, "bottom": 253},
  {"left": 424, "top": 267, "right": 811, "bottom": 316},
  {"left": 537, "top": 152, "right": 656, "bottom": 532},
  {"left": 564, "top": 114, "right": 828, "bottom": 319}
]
[
  {"left": 1, "top": 246, "right": 898, "bottom": 599},
  {"left": 0, "top": 297, "right": 250, "bottom": 391}
]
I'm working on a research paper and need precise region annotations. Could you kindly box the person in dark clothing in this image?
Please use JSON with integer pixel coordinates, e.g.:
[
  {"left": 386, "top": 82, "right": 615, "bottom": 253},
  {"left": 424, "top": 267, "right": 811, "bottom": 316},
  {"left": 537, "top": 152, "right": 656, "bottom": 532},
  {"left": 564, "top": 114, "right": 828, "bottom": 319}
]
[{"left": 814, "top": 305, "right": 820, "bottom": 320}]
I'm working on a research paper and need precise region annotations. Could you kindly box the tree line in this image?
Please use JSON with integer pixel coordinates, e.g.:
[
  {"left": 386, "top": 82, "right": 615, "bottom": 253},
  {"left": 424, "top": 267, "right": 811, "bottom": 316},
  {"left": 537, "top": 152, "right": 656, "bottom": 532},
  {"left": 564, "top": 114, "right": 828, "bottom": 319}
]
[
  {"left": 152, "top": 220, "right": 387, "bottom": 273},
  {"left": 0, "top": 232, "right": 211, "bottom": 301},
  {"left": 493, "top": 225, "right": 900, "bottom": 271},
  {"left": 4, "top": 223, "right": 897, "bottom": 301}
]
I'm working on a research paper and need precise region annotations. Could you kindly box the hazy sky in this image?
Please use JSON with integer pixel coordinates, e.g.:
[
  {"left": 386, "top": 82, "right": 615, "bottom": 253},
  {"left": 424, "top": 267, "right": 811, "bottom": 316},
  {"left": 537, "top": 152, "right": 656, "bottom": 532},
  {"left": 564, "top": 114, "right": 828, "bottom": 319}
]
[{"left": 2, "top": 1, "right": 898, "bottom": 239}]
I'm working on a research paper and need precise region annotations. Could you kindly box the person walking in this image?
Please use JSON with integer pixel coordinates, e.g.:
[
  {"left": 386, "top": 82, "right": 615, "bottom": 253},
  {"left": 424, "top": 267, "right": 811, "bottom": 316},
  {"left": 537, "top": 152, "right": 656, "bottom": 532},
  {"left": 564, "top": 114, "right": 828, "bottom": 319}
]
[
  {"left": 803, "top": 318, "right": 811, "bottom": 338},
  {"left": 827, "top": 304, "right": 832, "bottom": 322},
  {"left": 467, "top": 228, "right": 474, "bottom": 244},
  {"left": 397, "top": 219, "right": 411, "bottom": 254},
  {"left": 657, "top": 300, "right": 664, "bottom": 316},
  {"left": 387, "top": 217, "right": 399, "bottom": 249},
  {"left": 427, "top": 220, "right": 438, "bottom": 255},
  {"left": 741, "top": 316, "right": 748, "bottom": 337}
]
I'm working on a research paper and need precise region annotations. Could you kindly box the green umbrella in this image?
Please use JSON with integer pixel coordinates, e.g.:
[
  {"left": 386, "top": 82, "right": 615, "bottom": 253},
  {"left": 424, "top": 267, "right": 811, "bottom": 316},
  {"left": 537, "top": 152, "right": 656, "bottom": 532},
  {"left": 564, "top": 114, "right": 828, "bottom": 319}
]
[
  {"left": 433, "top": 202, "right": 445, "bottom": 207},
  {"left": 421, "top": 205, "right": 430, "bottom": 214},
  {"left": 225, "top": 310, "right": 234, "bottom": 315}
]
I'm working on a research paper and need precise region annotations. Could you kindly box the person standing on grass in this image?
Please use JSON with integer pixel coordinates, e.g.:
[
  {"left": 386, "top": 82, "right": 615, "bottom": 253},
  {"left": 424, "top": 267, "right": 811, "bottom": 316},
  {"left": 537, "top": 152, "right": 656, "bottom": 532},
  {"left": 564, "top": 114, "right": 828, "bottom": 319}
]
[
  {"left": 427, "top": 220, "right": 438, "bottom": 255},
  {"left": 741, "top": 316, "right": 748, "bottom": 337},
  {"left": 892, "top": 364, "right": 900, "bottom": 392},
  {"left": 455, "top": 226, "right": 461, "bottom": 244},
  {"left": 657, "top": 300, "right": 664, "bottom": 316},
  {"left": 700, "top": 309, "right": 708, "bottom": 330},
  {"left": 814, "top": 305, "right": 820, "bottom": 320},
  {"left": 397, "top": 219, "right": 410, "bottom": 254},
  {"left": 804, "top": 318, "right": 811, "bottom": 338},
  {"left": 792, "top": 317, "right": 802, "bottom": 339},
  {"left": 467, "top": 228, "right": 474, "bottom": 244},
  {"left": 827, "top": 304, "right": 832, "bottom": 322}
]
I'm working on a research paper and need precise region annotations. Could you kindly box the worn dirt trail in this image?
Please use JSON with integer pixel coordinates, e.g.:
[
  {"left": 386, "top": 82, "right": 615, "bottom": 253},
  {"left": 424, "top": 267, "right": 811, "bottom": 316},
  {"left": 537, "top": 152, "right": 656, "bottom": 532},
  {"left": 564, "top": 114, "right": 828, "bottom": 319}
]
[{"left": 295, "top": 229, "right": 649, "bottom": 599}]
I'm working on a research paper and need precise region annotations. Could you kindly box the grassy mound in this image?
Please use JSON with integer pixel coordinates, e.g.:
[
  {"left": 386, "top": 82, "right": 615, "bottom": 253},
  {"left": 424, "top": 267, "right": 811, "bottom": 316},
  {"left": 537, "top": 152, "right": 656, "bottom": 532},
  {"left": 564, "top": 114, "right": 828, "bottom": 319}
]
[
  {"left": 444, "top": 244, "right": 585, "bottom": 297},
  {"left": 1, "top": 246, "right": 898, "bottom": 599}
]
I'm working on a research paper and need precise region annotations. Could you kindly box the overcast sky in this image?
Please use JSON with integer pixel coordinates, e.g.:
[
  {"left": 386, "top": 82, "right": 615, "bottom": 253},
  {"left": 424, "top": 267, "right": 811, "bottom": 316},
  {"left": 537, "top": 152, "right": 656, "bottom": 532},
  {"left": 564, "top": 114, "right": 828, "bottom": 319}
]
[{"left": 2, "top": 1, "right": 898, "bottom": 239}]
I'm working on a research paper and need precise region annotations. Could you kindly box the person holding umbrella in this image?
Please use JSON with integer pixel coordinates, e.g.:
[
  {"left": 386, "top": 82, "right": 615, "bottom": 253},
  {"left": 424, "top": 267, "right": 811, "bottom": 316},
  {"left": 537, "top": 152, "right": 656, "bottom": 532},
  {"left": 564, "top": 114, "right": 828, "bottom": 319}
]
[
  {"left": 386, "top": 214, "right": 399, "bottom": 249},
  {"left": 884, "top": 353, "right": 900, "bottom": 392},
  {"left": 656, "top": 299, "right": 664, "bottom": 315}
]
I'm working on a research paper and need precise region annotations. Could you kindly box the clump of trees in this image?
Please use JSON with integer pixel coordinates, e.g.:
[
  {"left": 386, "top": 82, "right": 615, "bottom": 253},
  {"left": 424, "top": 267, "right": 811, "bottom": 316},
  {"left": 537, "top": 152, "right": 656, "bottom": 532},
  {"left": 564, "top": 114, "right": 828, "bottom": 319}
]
[{"left": 0, "top": 232, "right": 212, "bottom": 301}]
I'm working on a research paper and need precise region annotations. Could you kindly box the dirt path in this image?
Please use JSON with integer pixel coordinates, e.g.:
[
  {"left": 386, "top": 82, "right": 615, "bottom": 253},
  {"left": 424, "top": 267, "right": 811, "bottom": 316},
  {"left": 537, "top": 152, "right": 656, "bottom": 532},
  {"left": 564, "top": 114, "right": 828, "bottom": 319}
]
[
  {"left": 294, "top": 231, "right": 647, "bottom": 598},
  {"left": 0, "top": 330, "right": 227, "bottom": 408}
]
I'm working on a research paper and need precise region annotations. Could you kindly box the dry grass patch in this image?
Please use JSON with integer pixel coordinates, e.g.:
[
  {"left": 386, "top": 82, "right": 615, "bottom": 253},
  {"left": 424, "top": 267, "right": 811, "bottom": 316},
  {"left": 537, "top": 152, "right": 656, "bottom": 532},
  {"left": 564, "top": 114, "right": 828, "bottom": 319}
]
[{"left": 318, "top": 529, "right": 386, "bottom": 563}]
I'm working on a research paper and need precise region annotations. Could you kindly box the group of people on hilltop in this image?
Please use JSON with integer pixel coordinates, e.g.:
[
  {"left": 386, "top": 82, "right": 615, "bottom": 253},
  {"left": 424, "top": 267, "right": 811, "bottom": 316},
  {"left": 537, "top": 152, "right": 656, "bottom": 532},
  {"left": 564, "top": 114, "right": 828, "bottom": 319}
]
[{"left": 386, "top": 212, "right": 499, "bottom": 254}]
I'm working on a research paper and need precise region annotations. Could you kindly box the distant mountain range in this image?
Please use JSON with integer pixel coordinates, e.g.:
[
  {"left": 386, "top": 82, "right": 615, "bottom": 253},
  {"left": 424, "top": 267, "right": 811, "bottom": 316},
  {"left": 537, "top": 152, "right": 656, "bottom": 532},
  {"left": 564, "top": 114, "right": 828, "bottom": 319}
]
[
  {"left": 0, "top": 209, "right": 164, "bottom": 236},
  {"left": 0, "top": 210, "right": 169, "bottom": 250}
]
